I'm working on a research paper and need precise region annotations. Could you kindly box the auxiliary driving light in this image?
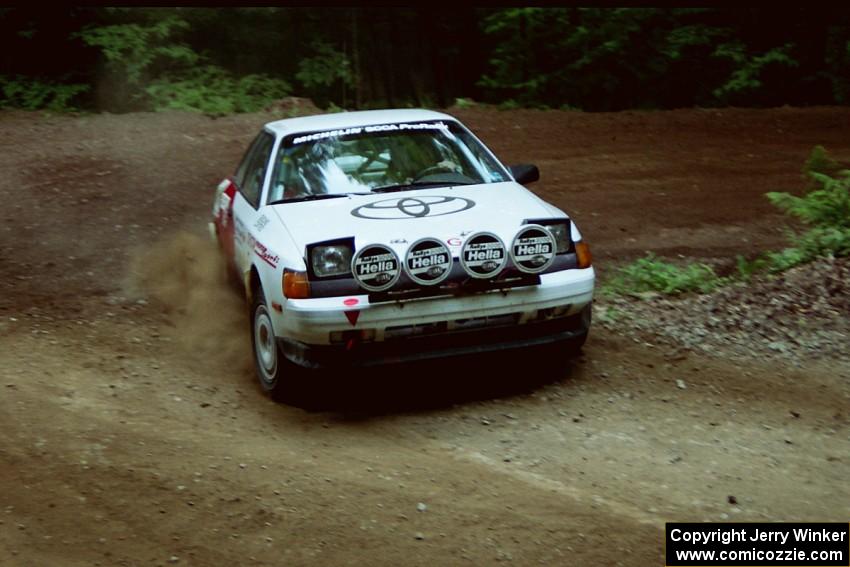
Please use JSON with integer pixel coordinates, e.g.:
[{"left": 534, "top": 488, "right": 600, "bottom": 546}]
[
  {"left": 460, "top": 232, "right": 507, "bottom": 279},
  {"left": 404, "top": 237, "right": 452, "bottom": 285},
  {"left": 510, "top": 225, "right": 557, "bottom": 273},
  {"left": 351, "top": 243, "right": 401, "bottom": 292}
]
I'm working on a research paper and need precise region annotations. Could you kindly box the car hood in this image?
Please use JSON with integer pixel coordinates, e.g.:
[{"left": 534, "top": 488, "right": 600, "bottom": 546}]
[{"left": 269, "top": 182, "right": 564, "bottom": 253}]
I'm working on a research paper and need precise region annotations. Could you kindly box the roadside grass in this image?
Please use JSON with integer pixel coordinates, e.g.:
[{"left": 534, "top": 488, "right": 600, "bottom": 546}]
[
  {"left": 601, "top": 254, "right": 726, "bottom": 297},
  {"left": 604, "top": 145, "right": 850, "bottom": 298}
]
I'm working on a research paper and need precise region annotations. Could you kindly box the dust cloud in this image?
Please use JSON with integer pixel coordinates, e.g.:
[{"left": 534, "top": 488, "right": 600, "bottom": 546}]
[{"left": 125, "top": 230, "right": 252, "bottom": 373}]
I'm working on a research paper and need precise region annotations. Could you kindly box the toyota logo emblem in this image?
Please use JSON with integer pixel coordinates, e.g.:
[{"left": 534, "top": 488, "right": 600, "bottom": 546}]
[{"left": 351, "top": 196, "right": 475, "bottom": 220}]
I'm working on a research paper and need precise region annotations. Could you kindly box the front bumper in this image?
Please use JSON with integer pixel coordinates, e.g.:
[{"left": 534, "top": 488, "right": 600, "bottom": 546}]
[
  {"left": 279, "top": 304, "right": 591, "bottom": 368},
  {"left": 273, "top": 267, "right": 594, "bottom": 368}
]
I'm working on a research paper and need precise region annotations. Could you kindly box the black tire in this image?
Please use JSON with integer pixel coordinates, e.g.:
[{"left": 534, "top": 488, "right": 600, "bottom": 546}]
[
  {"left": 563, "top": 303, "right": 592, "bottom": 356},
  {"left": 545, "top": 304, "right": 592, "bottom": 361},
  {"left": 562, "top": 330, "right": 588, "bottom": 356},
  {"left": 250, "top": 285, "right": 299, "bottom": 402}
]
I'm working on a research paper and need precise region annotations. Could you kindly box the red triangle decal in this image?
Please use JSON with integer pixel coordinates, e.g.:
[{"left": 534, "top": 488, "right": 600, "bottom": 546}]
[{"left": 344, "top": 310, "right": 360, "bottom": 326}]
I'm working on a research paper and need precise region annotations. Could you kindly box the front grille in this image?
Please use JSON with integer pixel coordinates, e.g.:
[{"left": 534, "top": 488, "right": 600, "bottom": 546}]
[
  {"left": 368, "top": 270, "right": 539, "bottom": 304},
  {"left": 385, "top": 312, "right": 521, "bottom": 340}
]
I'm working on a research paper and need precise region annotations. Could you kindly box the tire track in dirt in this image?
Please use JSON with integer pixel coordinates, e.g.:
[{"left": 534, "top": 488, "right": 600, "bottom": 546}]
[{"left": 0, "top": 332, "right": 665, "bottom": 565}]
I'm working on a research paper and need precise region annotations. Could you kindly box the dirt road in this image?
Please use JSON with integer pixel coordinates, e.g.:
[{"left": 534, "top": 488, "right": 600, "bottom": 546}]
[{"left": 1, "top": 107, "right": 848, "bottom": 566}]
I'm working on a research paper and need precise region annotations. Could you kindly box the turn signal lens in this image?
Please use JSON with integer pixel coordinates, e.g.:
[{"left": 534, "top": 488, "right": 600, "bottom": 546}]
[
  {"left": 283, "top": 269, "right": 311, "bottom": 299},
  {"left": 576, "top": 240, "right": 592, "bottom": 268}
]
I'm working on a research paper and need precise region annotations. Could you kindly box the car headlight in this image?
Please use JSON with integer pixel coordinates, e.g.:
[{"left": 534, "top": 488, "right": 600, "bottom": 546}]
[
  {"left": 311, "top": 244, "right": 353, "bottom": 278},
  {"left": 542, "top": 221, "right": 571, "bottom": 254}
]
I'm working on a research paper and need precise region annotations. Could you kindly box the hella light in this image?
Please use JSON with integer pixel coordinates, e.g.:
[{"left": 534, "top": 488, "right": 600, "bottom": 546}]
[
  {"left": 311, "top": 244, "right": 353, "bottom": 278},
  {"left": 351, "top": 244, "right": 401, "bottom": 292},
  {"left": 460, "top": 232, "right": 507, "bottom": 279},
  {"left": 510, "top": 225, "right": 556, "bottom": 274},
  {"left": 404, "top": 238, "right": 452, "bottom": 285}
]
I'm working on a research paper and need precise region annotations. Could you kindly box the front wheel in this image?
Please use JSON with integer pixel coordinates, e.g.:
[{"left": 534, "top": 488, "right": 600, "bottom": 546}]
[
  {"left": 251, "top": 287, "right": 297, "bottom": 401},
  {"left": 561, "top": 330, "right": 588, "bottom": 356}
]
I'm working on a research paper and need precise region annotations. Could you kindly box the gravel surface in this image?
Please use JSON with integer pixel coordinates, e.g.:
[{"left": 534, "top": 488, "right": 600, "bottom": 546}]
[{"left": 599, "top": 256, "right": 850, "bottom": 362}]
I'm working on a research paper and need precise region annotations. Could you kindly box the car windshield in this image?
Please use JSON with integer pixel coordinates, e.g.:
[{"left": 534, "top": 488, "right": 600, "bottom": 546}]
[{"left": 268, "top": 120, "right": 509, "bottom": 202}]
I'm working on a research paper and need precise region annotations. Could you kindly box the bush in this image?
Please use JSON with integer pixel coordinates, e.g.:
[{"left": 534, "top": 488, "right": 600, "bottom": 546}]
[
  {"left": 803, "top": 144, "right": 841, "bottom": 178},
  {"left": 730, "top": 147, "right": 850, "bottom": 276},
  {"left": 603, "top": 253, "right": 726, "bottom": 296},
  {"left": 452, "top": 97, "right": 477, "bottom": 108},
  {"left": 767, "top": 172, "right": 850, "bottom": 230},
  {"left": 78, "top": 14, "right": 291, "bottom": 114},
  {"left": 711, "top": 42, "right": 799, "bottom": 104},
  {"left": 145, "top": 66, "right": 291, "bottom": 115},
  {"left": 0, "top": 76, "right": 89, "bottom": 111},
  {"left": 77, "top": 16, "right": 198, "bottom": 88},
  {"left": 762, "top": 149, "right": 850, "bottom": 271}
]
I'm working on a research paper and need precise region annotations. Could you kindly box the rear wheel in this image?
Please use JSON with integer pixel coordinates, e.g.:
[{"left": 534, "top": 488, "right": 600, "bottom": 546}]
[{"left": 251, "top": 286, "right": 297, "bottom": 401}]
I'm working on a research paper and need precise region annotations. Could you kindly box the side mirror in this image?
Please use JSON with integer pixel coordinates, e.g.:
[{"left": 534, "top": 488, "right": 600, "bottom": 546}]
[{"left": 508, "top": 164, "right": 540, "bottom": 185}]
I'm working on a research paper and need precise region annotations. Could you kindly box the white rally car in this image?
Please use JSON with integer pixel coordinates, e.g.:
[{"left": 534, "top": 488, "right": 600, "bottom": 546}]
[{"left": 211, "top": 109, "right": 594, "bottom": 399}]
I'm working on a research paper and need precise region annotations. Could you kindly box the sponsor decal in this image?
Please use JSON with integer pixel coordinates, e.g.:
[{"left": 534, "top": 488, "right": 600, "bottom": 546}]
[
  {"left": 343, "top": 298, "right": 359, "bottom": 306},
  {"left": 344, "top": 310, "right": 360, "bottom": 326},
  {"left": 253, "top": 240, "right": 280, "bottom": 269},
  {"left": 460, "top": 232, "right": 507, "bottom": 279},
  {"left": 254, "top": 214, "right": 270, "bottom": 232},
  {"left": 510, "top": 225, "right": 556, "bottom": 273},
  {"left": 292, "top": 127, "right": 363, "bottom": 145},
  {"left": 291, "top": 121, "right": 449, "bottom": 146},
  {"left": 352, "top": 196, "right": 475, "bottom": 220},
  {"left": 447, "top": 237, "right": 462, "bottom": 247},
  {"left": 404, "top": 238, "right": 452, "bottom": 286},
  {"left": 351, "top": 244, "right": 401, "bottom": 292},
  {"left": 236, "top": 223, "right": 280, "bottom": 269}
]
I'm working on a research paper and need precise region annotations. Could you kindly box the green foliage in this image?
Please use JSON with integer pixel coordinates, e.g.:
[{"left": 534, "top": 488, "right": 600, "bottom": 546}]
[
  {"left": 803, "top": 145, "right": 841, "bottom": 178},
  {"left": 712, "top": 42, "right": 799, "bottom": 103},
  {"left": 735, "top": 254, "right": 769, "bottom": 282},
  {"left": 476, "top": 7, "right": 841, "bottom": 110},
  {"left": 722, "top": 148, "right": 850, "bottom": 281},
  {"left": 738, "top": 146, "right": 850, "bottom": 274},
  {"left": 593, "top": 146, "right": 849, "bottom": 298},
  {"left": 76, "top": 16, "right": 198, "bottom": 86},
  {"left": 296, "top": 41, "right": 353, "bottom": 90},
  {"left": 767, "top": 172, "right": 850, "bottom": 230},
  {"left": 762, "top": 247, "right": 809, "bottom": 273},
  {"left": 762, "top": 168, "right": 850, "bottom": 270},
  {"left": 452, "top": 97, "right": 477, "bottom": 108},
  {"left": 77, "top": 12, "right": 290, "bottom": 114},
  {"left": 478, "top": 8, "right": 704, "bottom": 110},
  {"left": 763, "top": 228, "right": 850, "bottom": 272},
  {"left": 0, "top": 76, "right": 88, "bottom": 111},
  {"left": 4, "top": 7, "right": 850, "bottom": 113},
  {"left": 497, "top": 99, "right": 520, "bottom": 110},
  {"left": 603, "top": 254, "right": 726, "bottom": 296},
  {"left": 146, "top": 66, "right": 291, "bottom": 115}
]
